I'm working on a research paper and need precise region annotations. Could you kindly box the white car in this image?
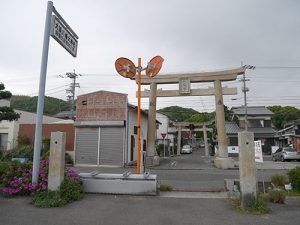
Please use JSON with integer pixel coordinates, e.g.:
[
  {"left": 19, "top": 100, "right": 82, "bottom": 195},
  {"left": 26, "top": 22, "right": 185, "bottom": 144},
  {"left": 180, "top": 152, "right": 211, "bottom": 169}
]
[{"left": 181, "top": 145, "right": 192, "bottom": 154}]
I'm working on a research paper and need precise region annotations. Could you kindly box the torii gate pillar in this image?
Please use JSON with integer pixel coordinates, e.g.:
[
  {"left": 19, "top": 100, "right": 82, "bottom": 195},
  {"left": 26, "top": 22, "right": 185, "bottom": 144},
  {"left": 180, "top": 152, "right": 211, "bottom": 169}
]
[
  {"left": 145, "top": 82, "right": 159, "bottom": 166},
  {"left": 214, "top": 80, "right": 234, "bottom": 169}
]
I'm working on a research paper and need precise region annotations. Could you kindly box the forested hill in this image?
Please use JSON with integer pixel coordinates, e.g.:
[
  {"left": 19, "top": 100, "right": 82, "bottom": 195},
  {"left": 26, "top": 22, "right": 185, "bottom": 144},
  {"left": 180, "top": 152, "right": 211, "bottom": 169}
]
[
  {"left": 157, "top": 106, "right": 199, "bottom": 122},
  {"left": 11, "top": 95, "right": 70, "bottom": 116}
]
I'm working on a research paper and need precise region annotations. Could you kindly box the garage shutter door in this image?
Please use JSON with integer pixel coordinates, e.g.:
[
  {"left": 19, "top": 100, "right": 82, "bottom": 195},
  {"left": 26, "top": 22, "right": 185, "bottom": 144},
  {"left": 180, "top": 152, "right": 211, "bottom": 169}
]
[
  {"left": 99, "top": 127, "right": 124, "bottom": 166},
  {"left": 75, "top": 128, "right": 99, "bottom": 165}
]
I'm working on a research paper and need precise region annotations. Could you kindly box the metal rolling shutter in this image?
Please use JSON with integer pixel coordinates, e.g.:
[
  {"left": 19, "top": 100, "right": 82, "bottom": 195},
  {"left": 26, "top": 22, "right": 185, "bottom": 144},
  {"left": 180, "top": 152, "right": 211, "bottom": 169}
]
[
  {"left": 75, "top": 127, "right": 99, "bottom": 165},
  {"left": 99, "top": 127, "right": 124, "bottom": 166}
]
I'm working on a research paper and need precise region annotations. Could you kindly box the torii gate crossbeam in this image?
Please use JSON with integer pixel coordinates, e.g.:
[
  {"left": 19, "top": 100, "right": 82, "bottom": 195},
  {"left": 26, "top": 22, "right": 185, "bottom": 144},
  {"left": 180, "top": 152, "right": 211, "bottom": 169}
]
[{"left": 139, "top": 67, "right": 245, "bottom": 169}]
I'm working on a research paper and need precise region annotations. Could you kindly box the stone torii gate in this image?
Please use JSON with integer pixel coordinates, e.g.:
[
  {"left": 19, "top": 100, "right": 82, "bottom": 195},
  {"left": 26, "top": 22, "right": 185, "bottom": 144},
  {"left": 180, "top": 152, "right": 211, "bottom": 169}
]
[
  {"left": 172, "top": 122, "right": 213, "bottom": 157},
  {"left": 138, "top": 67, "right": 245, "bottom": 169}
]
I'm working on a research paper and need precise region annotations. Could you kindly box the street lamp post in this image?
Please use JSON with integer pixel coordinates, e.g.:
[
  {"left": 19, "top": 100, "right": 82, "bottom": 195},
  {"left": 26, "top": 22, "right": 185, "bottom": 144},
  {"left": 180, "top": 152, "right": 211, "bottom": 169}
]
[{"left": 115, "top": 56, "right": 164, "bottom": 174}]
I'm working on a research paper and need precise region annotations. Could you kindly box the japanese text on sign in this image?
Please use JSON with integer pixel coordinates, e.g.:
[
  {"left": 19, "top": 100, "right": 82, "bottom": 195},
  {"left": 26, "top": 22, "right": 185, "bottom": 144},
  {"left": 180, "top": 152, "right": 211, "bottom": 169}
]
[
  {"left": 254, "top": 140, "right": 263, "bottom": 163},
  {"left": 179, "top": 78, "right": 191, "bottom": 94},
  {"left": 50, "top": 15, "right": 78, "bottom": 57}
]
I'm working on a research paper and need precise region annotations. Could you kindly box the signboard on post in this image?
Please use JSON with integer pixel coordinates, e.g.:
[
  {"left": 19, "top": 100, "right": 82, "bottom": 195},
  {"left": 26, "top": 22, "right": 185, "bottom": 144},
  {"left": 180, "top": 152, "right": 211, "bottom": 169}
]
[
  {"left": 254, "top": 140, "right": 263, "bottom": 163},
  {"left": 179, "top": 77, "right": 191, "bottom": 94},
  {"left": 50, "top": 15, "right": 78, "bottom": 57},
  {"left": 161, "top": 133, "right": 167, "bottom": 139}
]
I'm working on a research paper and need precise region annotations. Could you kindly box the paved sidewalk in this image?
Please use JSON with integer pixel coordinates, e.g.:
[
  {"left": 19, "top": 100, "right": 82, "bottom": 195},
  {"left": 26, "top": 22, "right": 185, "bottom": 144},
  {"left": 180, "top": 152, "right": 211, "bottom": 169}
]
[{"left": 1, "top": 194, "right": 300, "bottom": 225}]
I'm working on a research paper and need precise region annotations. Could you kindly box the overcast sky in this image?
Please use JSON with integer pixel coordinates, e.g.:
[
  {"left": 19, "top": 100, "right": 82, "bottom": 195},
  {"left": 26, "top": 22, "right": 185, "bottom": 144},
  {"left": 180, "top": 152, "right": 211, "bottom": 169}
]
[{"left": 0, "top": 0, "right": 299, "bottom": 112}]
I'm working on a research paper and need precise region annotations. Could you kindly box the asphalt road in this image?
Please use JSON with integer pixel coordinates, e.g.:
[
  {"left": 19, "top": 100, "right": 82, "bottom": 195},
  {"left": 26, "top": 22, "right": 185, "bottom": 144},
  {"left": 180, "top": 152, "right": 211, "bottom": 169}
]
[
  {"left": 74, "top": 148, "right": 298, "bottom": 191},
  {"left": 1, "top": 194, "right": 300, "bottom": 225}
]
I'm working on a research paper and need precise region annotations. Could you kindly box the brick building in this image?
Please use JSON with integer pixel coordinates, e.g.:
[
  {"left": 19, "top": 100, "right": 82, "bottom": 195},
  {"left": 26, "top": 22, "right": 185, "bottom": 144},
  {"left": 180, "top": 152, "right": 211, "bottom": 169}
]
[{"left": 74, "top": 91, "right": 148, "bottom": 167}]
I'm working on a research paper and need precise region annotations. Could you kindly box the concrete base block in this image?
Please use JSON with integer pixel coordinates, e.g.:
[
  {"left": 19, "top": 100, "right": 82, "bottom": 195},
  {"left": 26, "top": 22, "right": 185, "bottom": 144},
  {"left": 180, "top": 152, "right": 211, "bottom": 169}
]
[
  {"left": 145, "top": 156, "right": 160, "bottom": 167},
  {"left": 80, "top": 173, "right": 158, "bottom": 196},
  {"left": 153, "top": 156, "right": 160, "bottom": 166},
  {"left": 214, "top": 157, "right": 235, "bottom": 169}
]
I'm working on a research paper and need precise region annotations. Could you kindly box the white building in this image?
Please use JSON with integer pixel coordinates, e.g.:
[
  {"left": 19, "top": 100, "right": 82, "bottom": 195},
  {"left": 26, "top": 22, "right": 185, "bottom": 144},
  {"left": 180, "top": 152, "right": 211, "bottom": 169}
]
[
  {"left": 156, "top": 112, "right": 175, "bottom": 155},
  {"left": 0, "top": 100, "right": 62, "bottom": 150}
]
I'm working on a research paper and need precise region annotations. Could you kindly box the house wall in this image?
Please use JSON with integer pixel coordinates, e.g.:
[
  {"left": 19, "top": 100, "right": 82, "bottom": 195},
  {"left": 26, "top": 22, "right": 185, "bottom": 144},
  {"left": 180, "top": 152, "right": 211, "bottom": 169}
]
[
  {"left": 18, "top": 124, "right": 75, "bottom": 151},
  {"left": 126, "top": 107, "right": 148, "bottom": 164},
  {"left": 292, "top": 137, "right": 300, "bottom": 152},
  {"left": 0, "top": 110, "right": 62, "bottom": 150},
  {"left": 76, "top": 91, "right": 127, "bottom": 121}
]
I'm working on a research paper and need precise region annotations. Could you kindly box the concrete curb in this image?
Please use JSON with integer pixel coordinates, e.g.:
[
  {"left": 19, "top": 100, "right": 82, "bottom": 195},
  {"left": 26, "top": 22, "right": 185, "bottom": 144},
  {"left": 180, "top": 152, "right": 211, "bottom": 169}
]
[{"left": 159, "top": 191, "right": 228, "bottom": 199}]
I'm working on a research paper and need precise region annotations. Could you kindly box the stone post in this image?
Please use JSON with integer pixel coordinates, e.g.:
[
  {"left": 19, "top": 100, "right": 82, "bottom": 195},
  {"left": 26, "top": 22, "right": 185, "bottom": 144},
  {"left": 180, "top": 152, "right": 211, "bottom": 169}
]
[
  {"left": 238, "top": 131, "right": 257, "bottom": 208},
  {"left": 177, "top": 126, "right": 182, "bottom": 156},
  {"left": 214, "top": 80, "right": 234, "bottom": 169},
  {"left": 203, "top": 125, "right": 209, "bottom": 156},
  {"left": 146, "top": 82, "right": 158, "bottom": 166},
  {"left": 48, "top": 132, "right": 66, "bottom": 191}
]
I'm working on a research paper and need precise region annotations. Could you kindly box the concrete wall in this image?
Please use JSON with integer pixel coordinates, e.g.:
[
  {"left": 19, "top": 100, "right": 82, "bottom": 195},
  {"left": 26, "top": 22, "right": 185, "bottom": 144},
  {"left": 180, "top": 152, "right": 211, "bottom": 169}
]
[
  {"left": 18, "top": 124, "right": 75, "bottom": 151},
  {"left": 76, "top": 91, "right": 127, "bottom": 121}
]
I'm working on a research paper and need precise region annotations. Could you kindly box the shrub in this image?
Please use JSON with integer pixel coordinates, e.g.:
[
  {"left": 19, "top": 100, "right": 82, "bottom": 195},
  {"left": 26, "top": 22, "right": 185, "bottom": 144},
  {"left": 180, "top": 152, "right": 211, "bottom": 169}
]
[
  {"left": 65, "top": 153, "right": 74, "bottom": 165},
  {"left": 0, "top": 160, "right": 48, "bottom": 195},
  {"left": 32, "top": 173, "right": 82, "bottom": 207},
  {"left": 0, "top": 145, "right": 34, "bottom": 161},
  {"left": 17, "top": 136, "right": 31, "bottom": 146},
  {"left": 229, "top": 197, "right": 270, "bottom": 214},
  {"left": 268, "top": 190, "right": 286, "bottom": 204},
  {"left": 42, "top": 138, "right": 50, "bottom": 151},
  {"left": 271, "top": 174, "right": 288, "bottom": 188},
  {"left": 32, "top": 191, "right": 67, "bottom": 208},
  {"left": 245, "top": 197, "right": 270, "bottom": 214},
  {"left": 160, "top": 183, "right": 173, "bottom": 191},
  {"left": 156, "top": 144, "right": 165, "bottom": 156},
  {"left": 60, "top": 176, "right": 82, "bottom": 201},
  {"left": 288, "top": 167, "right": 300, "bottom": 192}
]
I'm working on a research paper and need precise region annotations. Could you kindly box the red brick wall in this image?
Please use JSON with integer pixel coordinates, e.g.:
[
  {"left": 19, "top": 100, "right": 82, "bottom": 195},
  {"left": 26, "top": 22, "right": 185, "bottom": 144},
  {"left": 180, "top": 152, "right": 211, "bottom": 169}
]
[
  {"left": 76, "top": 91, "right": 127, "bottom": 121},
  {"left": 19, "top": 124, "right": 75, "bottom": 151}
]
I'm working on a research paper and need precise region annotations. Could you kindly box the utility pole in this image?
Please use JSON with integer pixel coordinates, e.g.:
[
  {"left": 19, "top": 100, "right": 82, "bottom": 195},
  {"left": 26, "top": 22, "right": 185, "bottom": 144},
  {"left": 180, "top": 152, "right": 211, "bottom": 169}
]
[
  {"left": 240, "top": 63, "right": 255, "bottom": 130},
  {"left": 61, "top": 70, "right": 81, "bottom": 120}
]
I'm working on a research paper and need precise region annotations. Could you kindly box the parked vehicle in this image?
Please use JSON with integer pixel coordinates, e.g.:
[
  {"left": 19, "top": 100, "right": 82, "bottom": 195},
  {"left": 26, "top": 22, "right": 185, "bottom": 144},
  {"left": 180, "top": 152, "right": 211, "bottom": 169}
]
[
  {"left": 181, "top": 145, "right": 192, "bottom": 154},
  {"left": 272, "top": 147, "right": 300, "bottom": 162}
]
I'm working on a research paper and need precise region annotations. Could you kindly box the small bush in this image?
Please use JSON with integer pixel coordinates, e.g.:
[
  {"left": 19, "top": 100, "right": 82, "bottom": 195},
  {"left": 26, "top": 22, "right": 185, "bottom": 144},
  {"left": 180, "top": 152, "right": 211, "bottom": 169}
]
[
  {"left": 229, "top": 197, "right": 270, "bottom": 214},
  {"left": 156, "top": 144, "right": 165, "bottom": 156},
  {"left": 245, "top": 197, "right": 270, "bottom": 214},
  {"left": 17, "top": 136, "right": 31, "bottom": 146},
  {"left": 268, "top": 190, "right": 286, "bottom": 204},
  {"left": 271, "top": 174, "right": 287, "bottom": 188},
  {"left": 160, "top": 183, "right": 173, "bottom": 191},
  {"left": 60, "top": 176, "right": 82, "bottom": 202},
  {"left": 0, "top": 145, "right": 34, "bottom": 161},
  {"left": 32, "top": 176, "right": 82, "bottom": 208},
  {"left": 288, "top": 167, "right": 300, "bottom": 192},
  {"left": 65, "top": 153, "right": 74, "bottom": 165},
  {"left": 32, "top": 191, "right": 67, "bottom": 208}
]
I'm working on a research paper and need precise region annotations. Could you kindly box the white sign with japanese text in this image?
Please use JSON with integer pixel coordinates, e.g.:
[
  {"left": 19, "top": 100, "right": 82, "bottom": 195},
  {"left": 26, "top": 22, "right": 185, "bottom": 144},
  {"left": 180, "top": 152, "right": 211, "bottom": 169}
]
[
  {"left": 254, "top": 140, "right": 263, "bottom": 163},
  {"left": 50, "top": 15, "right": 78, "bottom": 57}
]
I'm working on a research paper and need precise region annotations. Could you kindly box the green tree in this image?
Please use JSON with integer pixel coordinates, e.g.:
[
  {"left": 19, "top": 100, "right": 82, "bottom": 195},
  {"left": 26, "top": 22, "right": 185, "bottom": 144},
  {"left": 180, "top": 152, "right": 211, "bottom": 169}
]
[
  {"left": 268, "top": 105, "right": 300, "bottom": 129},
  {"left": 158, "top": 106, "right": 199, "bottom": 122},
  {"left": 10, "top": 95, "right": 71, "bottom": 116},
  {"left": 0, "top": 83, "right": 20, "bottom": 121}
]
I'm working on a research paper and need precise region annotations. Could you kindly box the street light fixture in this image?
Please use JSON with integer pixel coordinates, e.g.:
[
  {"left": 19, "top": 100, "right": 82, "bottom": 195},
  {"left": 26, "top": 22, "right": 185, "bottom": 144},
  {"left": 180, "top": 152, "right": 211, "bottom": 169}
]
[{"left": 115, "top": 56, "right": 164, "bottom": 174}]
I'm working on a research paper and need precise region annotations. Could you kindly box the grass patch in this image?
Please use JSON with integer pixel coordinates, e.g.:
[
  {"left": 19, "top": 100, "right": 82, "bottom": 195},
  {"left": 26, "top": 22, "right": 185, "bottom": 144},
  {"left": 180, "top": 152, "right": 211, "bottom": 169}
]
[
  {"left": 286, "top": 191, "right": 300, "bottom": 197},
  {"left": 32, "top": 177, "right": 82, "bottom": 208},
  {"left": 228, "top": 197, "right": 270, "bottom": 214},
  {"left": 160, "top": 183, "right": 173, "bottom": 191}
]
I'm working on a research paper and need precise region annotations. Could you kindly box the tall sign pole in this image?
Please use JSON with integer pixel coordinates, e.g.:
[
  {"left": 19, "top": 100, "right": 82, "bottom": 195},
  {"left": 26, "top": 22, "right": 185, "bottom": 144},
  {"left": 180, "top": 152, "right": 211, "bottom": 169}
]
[
  {"left": 32, "top": 1, "right": 53, "bottom": 183},
  {"left": 32, "top": 1, "right": 78, "bottom": 183},
  {"left": 137, "top": 58, "right": 142, "bottom": 174}
]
